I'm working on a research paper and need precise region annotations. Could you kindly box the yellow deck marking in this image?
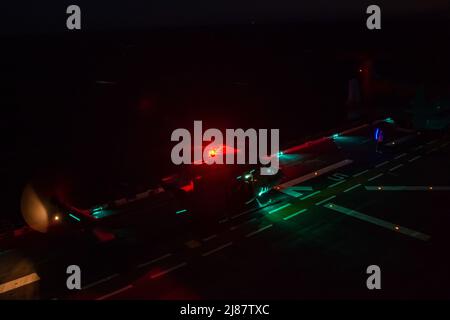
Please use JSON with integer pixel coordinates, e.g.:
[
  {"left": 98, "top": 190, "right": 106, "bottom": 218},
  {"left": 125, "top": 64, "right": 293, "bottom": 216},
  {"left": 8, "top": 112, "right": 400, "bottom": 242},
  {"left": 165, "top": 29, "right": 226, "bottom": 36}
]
[{"left": 0, "top": 273, "right": 40, "bottom": 294}]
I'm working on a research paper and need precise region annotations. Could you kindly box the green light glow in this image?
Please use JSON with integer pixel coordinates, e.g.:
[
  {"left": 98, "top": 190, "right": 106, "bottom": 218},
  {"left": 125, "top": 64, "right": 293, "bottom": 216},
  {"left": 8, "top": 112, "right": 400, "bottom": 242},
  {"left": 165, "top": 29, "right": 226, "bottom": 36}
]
[
  {"left": 385, "top": 117, "right": 394, "bottom": 124},
  {"left": 300, "top": 190, "right": 321, "bottom": 200},
  {"left": 256, "top": 198, "right": 272, "bottom": 207},
  {"left": 268, "top": 203, "right": 292, "bottom": 214},
  {"left": 258, "top": 186, "right": 270, "bottom": 197},
  {"left": 332, "top": 133, "right": 340, "bottom": 139},
  {"left": 68, "top": 213, "right": 81, "bottom": 222},
  {"left": 176, "top": 209, "right": 188, "bottom": 214},
  {"left": 283, "top": 208, "right": 307, "bottom": 221},
  {"left": 91, "top": 209, "right": 115, "bottom": 219},
  {"left": 244, "top": 174, "right": 252, "bottom": 179}
]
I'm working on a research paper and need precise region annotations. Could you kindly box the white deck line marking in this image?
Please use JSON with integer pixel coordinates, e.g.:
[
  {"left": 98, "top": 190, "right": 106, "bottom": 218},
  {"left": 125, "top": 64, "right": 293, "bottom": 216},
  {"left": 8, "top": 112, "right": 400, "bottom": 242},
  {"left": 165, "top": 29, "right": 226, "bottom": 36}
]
[
  {"left": 365, "top": 186, "right": 450, "bottom": 191},
  {"left": 96, "top": 285, "right": 133, "bottom": 300},
  {"left": 315, "top": 195, "right": 337, "bottom": 206},
  {"left": 353, "top": 169, "right": 369, "bottom": 177},
  {"left": 413, "top": 145, "right": 424, "bottom": 151},
  {"left": 327, "top": 176, "right": 341, "bottom": 182},
  {"left": 283, "top": 209, "right": 308, "bottom": 221},
  {"left": 137, "top": 253, "right": 172, "bottom": 269},
  {"left": 83, "top": 274, "right": 119, "bottom": 290},
  {"left": 246, "top": 225, "right": 273, "bottom": 238},
  {"left": 427, "top": 139, "right": 438, "bottom": 145},
  {"left": 408, "top": 155, "right": 421, "bottom": 162},
  {"left": 95, "top": 80, "right": 116, "bottom": 85},
  {"left": 324, "top": 203, "right": 430, "bottom": 241},
  {"left": 394, "top": 153, "right": 408, "bottom": 160},
  {"left": 230, "top": 218, "right": 257, "bottom": 231},
  {"left": 150, "top": 262, "right": 188, "bottom": 279},
  {"left": 203, "top": 234, "right": 218, "bottom": 242},
  {"left": 230, "top": 208, "right": 255, "bottom": 220},
  {"left": 0, "top": 273, "right": 40, "bottom": 294},
  {"left": 230, "top": 204, "right": 270, "bottom": 219},
  {"left": 389, "top": 164, "right": 404, "bottom": 172},
  {"left": 368, "top": 173, "right": 384, "bottom": 181},
  {"left": 202, "top": 242, "right": 233, "bottom": 257},
  {"left": 328, "top": 180, "right": 346, "bottom": 188},
  {"left": 230, "top": 199, "right": 279, "bottom": 220},
  {"left": 300, "top": 190, "right": 321, "bottom": 200},
  {"left": 343, "top": 183, "right": 362, "bottom": 193},
  {"left": 375, "top": 161, "right": 390, "bottom": 168},
  {"left": 277, "top": 159, "right": 353, "bottom": 189}
]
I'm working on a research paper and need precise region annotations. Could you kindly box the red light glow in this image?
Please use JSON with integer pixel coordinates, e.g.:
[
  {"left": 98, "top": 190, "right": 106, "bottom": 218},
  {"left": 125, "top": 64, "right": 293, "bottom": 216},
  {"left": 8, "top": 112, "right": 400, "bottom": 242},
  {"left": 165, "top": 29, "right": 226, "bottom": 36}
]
[
  {"left": 180, "top": 180, "right": 194, "bottom": 192},
  {"left": 209, "top": 149, "right": 217, "bottom": 157}
]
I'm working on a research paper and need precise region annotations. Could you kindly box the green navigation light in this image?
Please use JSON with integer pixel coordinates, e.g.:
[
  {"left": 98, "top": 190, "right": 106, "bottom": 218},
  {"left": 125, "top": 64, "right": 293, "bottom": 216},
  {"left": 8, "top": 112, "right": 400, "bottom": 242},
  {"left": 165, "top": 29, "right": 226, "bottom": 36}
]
[
  {"left": 68, "top": 213, "right": 81, "bottom": 222},
  {"left": 258, "top": 186, "right": 270, "bottom": 197},
  {"left": 385, "top": 117, "right": 394, "bottom": 124}
]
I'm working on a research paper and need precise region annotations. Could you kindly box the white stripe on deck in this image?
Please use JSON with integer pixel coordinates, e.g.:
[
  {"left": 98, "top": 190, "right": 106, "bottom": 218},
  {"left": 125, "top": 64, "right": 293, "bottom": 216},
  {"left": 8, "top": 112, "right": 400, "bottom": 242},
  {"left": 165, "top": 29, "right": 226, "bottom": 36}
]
[
  {"left": 245, "top": 225, "right": 273, "bottom": 238},
  {"left": 375, "top": 161, "right": 390, "bottom": 168},
  {"left": 389, "top": 164, "right": 404, "bottom": 172},
  {"left": 408, "top": 155, "right": 421, "bottom": 162},
  {"left": 96, "top": 285, "right": 133, "bottom": 300},
  {"left": 367, "top": 173, "right": 384, "bottom": 181},
  {"left": 343, "top": 183, "right": 362, "bottom": 193},
  {"left": 137, "top": 253, "right": 172, "bottom": 269},
  {"left": 277, "top": 159, "right": 353, "bottom": 189},
  {"left": 202, "top": 242, "right": 233, "bottom": 257},
  {"left": 150, "top": 262, "right": 188, "bottom": 279},
  {"left": 324, "top": 203, "right": 430, "bottom": 241}
]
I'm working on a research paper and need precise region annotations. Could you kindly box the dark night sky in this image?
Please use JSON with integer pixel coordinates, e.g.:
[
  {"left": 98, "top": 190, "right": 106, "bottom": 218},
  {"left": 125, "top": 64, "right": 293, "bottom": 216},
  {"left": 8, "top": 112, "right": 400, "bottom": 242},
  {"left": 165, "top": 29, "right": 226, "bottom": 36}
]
[{"left": 2, "top": 0, "right": 449, "bottom": 35}]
